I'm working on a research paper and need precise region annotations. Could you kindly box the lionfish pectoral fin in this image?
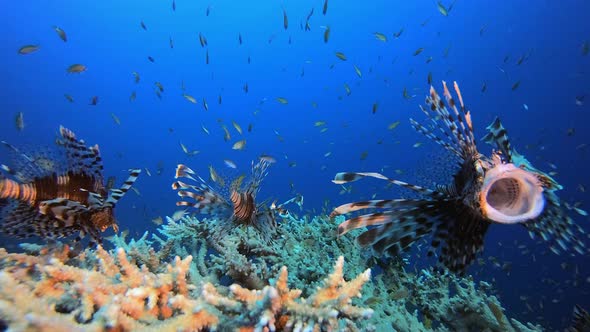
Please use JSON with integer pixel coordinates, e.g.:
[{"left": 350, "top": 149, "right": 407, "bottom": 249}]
[
  {"left": 337, "top": 200, "right": 440, "bottom": 257},
  {"left": 104, "top": 168, "right": 141, "bottom": 207},
  {"left": 482, "top": 116, "right": 513, "bottom": 162},
  {"left": 332, "top": 172, "right": 446, "bottom": 198},
  {"left": 523, "top": 191, "right": 586, "bottom": 255},
  {"left": 172, "top": 164, "right": 231, "bottom": 215},
  {"left": 38, "top": 198, "right": 88, "bottom": 227},
  {"left": 336, "top": 198, "right": 489, "bottom": 273}
]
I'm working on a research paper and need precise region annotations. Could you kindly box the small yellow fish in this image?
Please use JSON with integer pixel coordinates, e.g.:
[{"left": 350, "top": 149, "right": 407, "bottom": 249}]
[
  {"left": 183, "top": 94, "right": 197, "bottom": 104},
  {"left": 52, "top": 26, "right": 67, "bottom": 42},
  {"left": 132, "top": 71, "right": 140, "bottom": 83},
  {"left": 180, "top": 142, "right": 199, "bottom": 156},
  {"left": 314, "top": 121, "right": 326, "bottom": 127},
  {"left": 232, "top": 121, "right": 243, "bottom": 134},
  {"left": 208, "top": 165, "right": 225, "bottom": 186},
  {"left": 224, "top": 159, "right": 237, "bottom": 169},
  {"left": 222, "top": 125, "right": 231, "bottom": 142},
  {"left": 413, "top": 48, "right": 424, "bottom": 56},
  {"left": 111, "top": 113, "right": 121, "bottom": 125},
  {"left": 171, "top": 209, "right": 187, "bottom": 221},
  {"left": 260, "top": 154, "right": 277, "bottom": 163},
  {"left": 231, "top": 174, "right": 246, "bottom": 190},
  {"left": 413, "top": 142, "right": 423, "bottom": 148},
  {"left": 320, "top": 127, "right": 328, "bottom": 133},
  {"left": 15, "top": 112, "right": 24, "bottom": 131},
  {"left": 18, "top": 45, "right": 40, "bottom": 55},
  {"left": 67, "top": 64, "right": 87, "bottom": 73},
  {"left": 232, "top": 140, "right": 246, "bottom": 150},
  {"left": 203, "top": 98, "right": 209, "bottom": 111},
  {"left": 374, "top": 32, "right": 387, "bottom": 42},
  {"left": 344, "top": 83, "right": 351, "bottom": 96},
  {"left": 276, "top": 97, "right": 289, "bottom": 104},
  {"left": 151, "top": 216, "right": 163, "bottom": 225},
  {"left": 324, "top": 151, "right": 332, "bottom": 157},
  {"left": 437, "top": 1, "right": 448, "bottom": 16},
  {"left": 387, "top": 121, "right": 400, "bottom": 130},
  {"left": 353, "top": 64, "right": 362, "bottom": 78},
  {"left": 324, "top": 25, "right": 330, "bottom": 43},
  {"left": 335, "top": 52, "right": 347, "bottom": 61}
]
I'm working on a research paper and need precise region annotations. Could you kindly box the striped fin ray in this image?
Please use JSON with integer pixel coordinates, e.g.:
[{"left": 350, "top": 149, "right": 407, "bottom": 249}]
[
  {"left": 56, "top": 126, "right": 104, "bottom": 184},
  {"left": 0, "top": 201, "right": 79, "bottom": 239},
  {"left": 38, "top": 198, "right": 89, "bottom": 227},
  {"left": 334, "top": 196, "right": 490, "bottom": 273},
  {"left": 0, "top": 141, "right": 60, "bottom": 182},
  {"left": 172, "top": 164, "right": 231, "bottom": 215},
  {"left": 481, "top": 117, "right": 513, "bottom": 162},
  {"left": 104, "top": 168, "right": 141, "bottom": 207},
  {"left": 336, "top": 199, "right": 440, "bottom": 237},
  {"left": 332, "top": 172, "right": 447, "bottom": 198},
  {"left": 331, "top": 198, "right": 435, "bottom": 218},
  {"left": 410, "top": 117, "right": 462, "bottom": 158},
  {"left": 441, "top": 81, "right": 475, "bottom": 148},
  {"left": 415, "top": 81, "right": 478, "bottom": 162},
  {"left": 524, "top": 191, "right": 586, "bottom": 255},
  {"left": 245, "top": 159, "right": 272, "bottom": 196}
]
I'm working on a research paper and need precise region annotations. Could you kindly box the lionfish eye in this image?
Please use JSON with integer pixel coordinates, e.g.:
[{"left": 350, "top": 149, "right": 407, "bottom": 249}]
[{"left": 479, "top": 163, "right": 545, "bottom": 224}]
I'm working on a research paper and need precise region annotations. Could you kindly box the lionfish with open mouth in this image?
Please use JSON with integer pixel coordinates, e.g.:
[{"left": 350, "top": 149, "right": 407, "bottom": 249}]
[
  {"left": 171, "top": 158, "right": 278, "bottom": 239},
  {"left": 0, "top": 126, "right": 141, "bottom": 245},
  {"left": 330, "top": 81, "right": 586, "bottom": 273}
]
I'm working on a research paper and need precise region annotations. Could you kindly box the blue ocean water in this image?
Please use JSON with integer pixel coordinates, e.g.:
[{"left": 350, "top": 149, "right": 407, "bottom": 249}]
[{"left": 1, "top": 0, "right": 589, "bottom": 329}]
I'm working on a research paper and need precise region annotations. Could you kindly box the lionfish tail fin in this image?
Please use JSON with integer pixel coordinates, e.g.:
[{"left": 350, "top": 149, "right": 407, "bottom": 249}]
[
  {"left": 481, "top": 116, "right": 513, "bottom": 162},
  {"left": 172, "top": 164, "right": 231, "bottom": 215},
  {"left": 412, "top": 81, "right": 478, "bottom": 162},
  {"left": 332, "top": 172, "right": 446, "bottom": 199},
  {"left": 104, "top": 168, "right": 141, "bottom": 207}
]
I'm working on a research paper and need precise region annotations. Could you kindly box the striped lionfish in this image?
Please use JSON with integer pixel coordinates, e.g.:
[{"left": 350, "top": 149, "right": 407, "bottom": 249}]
[
  {"left": 172, "top": 158, "right": 278, "bottom": 239},
  {"left": 331, "top": 81, "right": 585, "bottom": 273},
  {"left": 0, "top": 126, "right": 140, "bottom": 245}
]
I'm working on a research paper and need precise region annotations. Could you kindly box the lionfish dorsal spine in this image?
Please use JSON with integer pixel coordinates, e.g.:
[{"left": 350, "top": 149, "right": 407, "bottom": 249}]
[{"left": 104, "top": 168, "right": 141, "bottom": 207}]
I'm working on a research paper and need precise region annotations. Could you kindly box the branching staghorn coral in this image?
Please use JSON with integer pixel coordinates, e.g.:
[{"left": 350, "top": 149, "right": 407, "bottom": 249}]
[
  {"left": 201, "top": 255, "right": 373, "bottom": 331},
  {"left": 0, "top": 246, "right": 217, "bottom": 331},
  {"left": 0, "top": 245, "right": 373, "bottom": 331}
]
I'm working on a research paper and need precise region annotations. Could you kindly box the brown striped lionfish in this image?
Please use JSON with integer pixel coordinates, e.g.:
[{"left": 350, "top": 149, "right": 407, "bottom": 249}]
[
  {"left": 0, "top": 126, "right": 140, "bottom": 245},
  {"left": 331, "top": 81, "right": 585, "bottom": 273},
  {"left": 172, "top": 158, "right": 280, "bottom": 239}
]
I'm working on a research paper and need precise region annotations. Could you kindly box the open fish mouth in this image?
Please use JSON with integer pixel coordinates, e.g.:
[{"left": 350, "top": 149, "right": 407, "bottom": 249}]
[{"left": 480, "top": 163, "right": 545, "bottom": 224}]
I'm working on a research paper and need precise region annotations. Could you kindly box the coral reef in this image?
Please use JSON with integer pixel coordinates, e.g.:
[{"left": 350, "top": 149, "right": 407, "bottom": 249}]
[
  {"left": 0, "top": 242, "right": 372, "bottom": 331},
  {"left": 0, "top": 212, "right": 544, "bottom": 331}
]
